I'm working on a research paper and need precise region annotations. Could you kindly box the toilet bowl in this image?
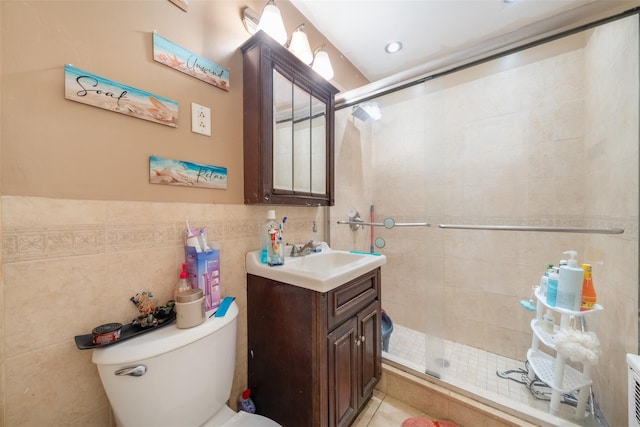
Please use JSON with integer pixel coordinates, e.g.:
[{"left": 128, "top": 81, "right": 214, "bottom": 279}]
[{"left": 92, "top": 301, "right": 279, "bottom": 427}]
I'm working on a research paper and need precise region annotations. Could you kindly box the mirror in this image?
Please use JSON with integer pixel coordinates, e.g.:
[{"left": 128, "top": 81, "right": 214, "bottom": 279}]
[{"left": 272, "top": 69, "right": 327, "bottom": 195}]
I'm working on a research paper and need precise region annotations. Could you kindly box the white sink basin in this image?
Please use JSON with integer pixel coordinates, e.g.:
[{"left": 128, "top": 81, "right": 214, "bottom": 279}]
[{"left": 245, "top": 243, "right": 386, "bottom": 292}]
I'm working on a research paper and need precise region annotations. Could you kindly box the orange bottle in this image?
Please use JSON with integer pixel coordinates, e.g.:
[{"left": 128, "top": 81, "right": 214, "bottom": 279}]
[{"left": 580, "top": 264, "right": 597, "bottom": 311}]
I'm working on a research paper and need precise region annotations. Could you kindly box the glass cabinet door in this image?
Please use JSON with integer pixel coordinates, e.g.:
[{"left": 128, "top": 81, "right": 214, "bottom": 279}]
[{"left": 272, "top": 68, "right": 327, "bottom": 196}]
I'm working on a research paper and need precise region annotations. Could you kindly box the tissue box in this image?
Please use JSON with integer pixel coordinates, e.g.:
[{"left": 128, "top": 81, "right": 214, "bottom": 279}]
[{"left": 185, "top": 246, "right": 221, "bottom": 311}]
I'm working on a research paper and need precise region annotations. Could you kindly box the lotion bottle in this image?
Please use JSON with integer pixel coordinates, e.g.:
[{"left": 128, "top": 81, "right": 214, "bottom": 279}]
[{"left": 556, "top": 250, "right": 583, "bottom": 311}]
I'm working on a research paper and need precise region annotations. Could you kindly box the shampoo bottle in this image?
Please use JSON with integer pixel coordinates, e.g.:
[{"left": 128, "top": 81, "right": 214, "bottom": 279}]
[
  {"left": 174, "top": 263, "right": 192, "bottom": 300},
  {"left": 556, "top": 250, "right": 583, "bottom": 311},
  {"left": 580, "top": 264, "right": 597, "bottom": 311},
  {"left": 261, "top": 210, "right": 277, "bottom": 264},
  {"left": 546, "top": 267, "right": 559, "bottom": 307}
]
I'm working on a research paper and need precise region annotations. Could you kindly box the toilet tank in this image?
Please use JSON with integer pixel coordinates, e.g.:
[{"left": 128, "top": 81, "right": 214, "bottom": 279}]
[{"left": 92, "top": 302, "right": 239, "bottom": 427}]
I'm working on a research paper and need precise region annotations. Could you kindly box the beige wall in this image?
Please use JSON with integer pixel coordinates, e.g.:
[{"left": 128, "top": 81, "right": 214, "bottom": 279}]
[
  {"left": 0, "top": 0, "right": 366, "bottom": 203},
  {"left": 0, "top": 1, "right": 367, "bottom": 426},
  {"left": 333, "top": 15, "right": 638, "bottom": 427}
]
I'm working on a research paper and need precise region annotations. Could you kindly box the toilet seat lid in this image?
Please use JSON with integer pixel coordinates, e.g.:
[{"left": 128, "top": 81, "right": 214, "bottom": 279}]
[{"left": 222, "top": 411, "right": 280, "bottom": 427}]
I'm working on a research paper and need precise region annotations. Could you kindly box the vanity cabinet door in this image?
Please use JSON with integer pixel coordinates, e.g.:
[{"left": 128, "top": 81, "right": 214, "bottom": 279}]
[
  {"left": 358, "top": 301, "right": 381, "bottom": 406},
  {"left": 328, "top": 317, "right": 358, "bottom": 427}
]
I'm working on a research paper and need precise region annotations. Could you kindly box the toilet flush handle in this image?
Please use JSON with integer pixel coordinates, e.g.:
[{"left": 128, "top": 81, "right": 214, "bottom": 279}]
[{"left": 115, "top": 365, "right": 147, "bottom": 377}]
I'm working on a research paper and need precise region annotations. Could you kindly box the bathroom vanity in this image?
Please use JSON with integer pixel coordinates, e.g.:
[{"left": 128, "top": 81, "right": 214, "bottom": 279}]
[{"left": 246, "top": 249, "right": 384, "bottom": 427}]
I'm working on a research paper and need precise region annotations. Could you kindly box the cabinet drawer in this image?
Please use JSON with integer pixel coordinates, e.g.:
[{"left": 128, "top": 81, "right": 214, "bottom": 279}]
[{"left": 328, "top": 268, "right": 379, "bottom": 330}]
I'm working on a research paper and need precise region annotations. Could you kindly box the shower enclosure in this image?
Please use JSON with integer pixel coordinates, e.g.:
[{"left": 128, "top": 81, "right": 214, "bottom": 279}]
[{"left": 330, "top": 13, "right": 638, "bottom": 426}]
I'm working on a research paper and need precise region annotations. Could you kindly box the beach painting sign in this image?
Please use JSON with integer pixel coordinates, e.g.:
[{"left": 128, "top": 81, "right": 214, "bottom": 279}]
[
  {"left": 64, "top": 64, "right": 178, "bottom": 127},
  {"left": 153, "top": 33, "right": 230, "bottom": 91},
  {"left": 149, "top": 155, "right": 228, "bottom": 190}
]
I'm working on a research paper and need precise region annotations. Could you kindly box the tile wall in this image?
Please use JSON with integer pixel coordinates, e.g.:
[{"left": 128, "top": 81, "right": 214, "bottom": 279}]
[{"left": 1, "top": 196, "right": 324, "bottom": 426}]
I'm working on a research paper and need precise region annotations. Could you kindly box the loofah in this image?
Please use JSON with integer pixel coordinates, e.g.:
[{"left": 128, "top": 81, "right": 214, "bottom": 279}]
[{"left": 554, "top": 328, "right": 600, "bottom": 365}]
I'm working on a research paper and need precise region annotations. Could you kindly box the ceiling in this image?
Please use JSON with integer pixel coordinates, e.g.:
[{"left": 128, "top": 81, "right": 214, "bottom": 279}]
[{"left": 290, "top": 0, "right": 640, "bottom": 84}]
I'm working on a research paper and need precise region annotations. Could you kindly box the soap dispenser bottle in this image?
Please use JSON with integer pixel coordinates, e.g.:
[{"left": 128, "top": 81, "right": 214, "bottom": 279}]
[
  {"left": 174, "top": 263, "right": 192, "bottom": 300},
  {"left": 556, "top": 250, "right": 583, "bottom": 311}
]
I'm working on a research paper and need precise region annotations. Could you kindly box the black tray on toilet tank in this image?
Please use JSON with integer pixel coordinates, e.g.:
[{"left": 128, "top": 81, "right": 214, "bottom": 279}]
[{"left": 74, "top": 312, "right": 176, "bottom": 350}]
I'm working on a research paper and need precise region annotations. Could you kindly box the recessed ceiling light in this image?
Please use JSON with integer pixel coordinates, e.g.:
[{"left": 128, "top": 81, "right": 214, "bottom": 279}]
[{"left": 385, "top": 41, "right": 403, "bottom": 54}]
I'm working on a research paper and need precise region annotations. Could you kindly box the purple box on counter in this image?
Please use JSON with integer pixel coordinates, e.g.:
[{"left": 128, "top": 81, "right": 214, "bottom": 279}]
[{"left": 185, "top": 245, "right": 221, "bottom": 311}]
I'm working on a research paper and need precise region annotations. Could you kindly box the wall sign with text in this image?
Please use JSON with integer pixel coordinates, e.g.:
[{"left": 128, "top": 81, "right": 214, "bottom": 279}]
[
  {"left": 64, "top": 64, "right": 179, "bottom": 127},
  {"left": 153, "top": 33, "right": 230, "bottom": 91},
  {"left": 149, "top": 155, "right": 228, "bottom": 190}
]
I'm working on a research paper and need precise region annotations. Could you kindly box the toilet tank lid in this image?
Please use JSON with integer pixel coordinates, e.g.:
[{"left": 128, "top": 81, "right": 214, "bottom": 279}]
[{"left": 91, "top": 301, "right": 238, "bottom": 365}]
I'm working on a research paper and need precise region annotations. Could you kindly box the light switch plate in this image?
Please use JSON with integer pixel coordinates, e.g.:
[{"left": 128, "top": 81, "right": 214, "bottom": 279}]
[{"left": 191, "top": 102, "right": 211, "bottom": 136}]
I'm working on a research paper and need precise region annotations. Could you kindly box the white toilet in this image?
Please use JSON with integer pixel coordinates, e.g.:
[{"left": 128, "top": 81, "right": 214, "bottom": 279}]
[{"left": 92, "top": 301, "right": 280, "bottom": 427}]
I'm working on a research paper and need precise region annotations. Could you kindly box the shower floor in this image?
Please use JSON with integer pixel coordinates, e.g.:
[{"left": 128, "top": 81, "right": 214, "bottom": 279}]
[{"left": 385, "top": 323, "right": 603, "bottom": 426}]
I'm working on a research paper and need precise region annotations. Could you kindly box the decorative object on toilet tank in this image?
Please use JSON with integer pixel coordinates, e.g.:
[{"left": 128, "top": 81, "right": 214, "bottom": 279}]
[
  {"left": 64, "top": 64, "right": 178, "bottom": 127},
  {"left": 152, "top": 33, "right": 229, "bottom": 91}
]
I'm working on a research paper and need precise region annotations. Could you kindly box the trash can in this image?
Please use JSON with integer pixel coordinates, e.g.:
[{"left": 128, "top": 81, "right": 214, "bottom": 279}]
[{"left": 381, "top": 309, "right": 393, "bottom": 352}]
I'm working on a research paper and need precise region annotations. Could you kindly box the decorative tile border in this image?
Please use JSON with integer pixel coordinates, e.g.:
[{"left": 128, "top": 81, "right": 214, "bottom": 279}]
[{"left": 2, "top": 216, "right": 325, "bottom": 263}]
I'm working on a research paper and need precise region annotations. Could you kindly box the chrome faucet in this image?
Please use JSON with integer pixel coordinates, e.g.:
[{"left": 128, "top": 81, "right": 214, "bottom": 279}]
[{"left": 288, "top": 240, "right": 315, "bottom": 257}]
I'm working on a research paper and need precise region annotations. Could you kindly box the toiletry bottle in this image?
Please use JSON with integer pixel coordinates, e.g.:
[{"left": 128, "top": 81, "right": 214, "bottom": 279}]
[
  {"left": 238, "top": 388, "right": 256, "bottom": 413},
  {"left": 539, "top": 264, "right": 553, "bottom": 298},
  {"left": 556, "top": 250, "right": 584, "bottom": 311},
  {"left": 580, "top": 263, "right": 597, "bottom": 311},
  {"left": 174, "top": 263, "right": 192, "bottom": 300},
  {"left": 546, "top": 267, "right": 559, "bottom": 307},
  {"left": 261, "top": 210, "right": 277, "bottom": 264}
]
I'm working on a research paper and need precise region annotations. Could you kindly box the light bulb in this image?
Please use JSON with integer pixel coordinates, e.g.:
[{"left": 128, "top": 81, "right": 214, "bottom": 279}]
[
  {"left": 312, "top": 48, "right": 334, "bottom": 80},
  {"left": 257, "top": 0, "right": 287, "bottom": 45},
  {"left": 288, "top": 24, "right": 313, "bottom": 65}
]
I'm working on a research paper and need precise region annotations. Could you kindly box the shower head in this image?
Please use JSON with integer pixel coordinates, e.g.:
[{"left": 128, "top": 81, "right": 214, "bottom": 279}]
[{"left": 351, "top": 101, "right": 382, "bottom": 121}]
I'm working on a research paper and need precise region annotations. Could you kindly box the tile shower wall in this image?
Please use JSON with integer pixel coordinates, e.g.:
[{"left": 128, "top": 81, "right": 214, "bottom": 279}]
[
  {"left": 1, "top": 196, "right": 324, "bottom": 426},
  {"left": 333, "top": 15, "right": 638, "bottom": 427}
]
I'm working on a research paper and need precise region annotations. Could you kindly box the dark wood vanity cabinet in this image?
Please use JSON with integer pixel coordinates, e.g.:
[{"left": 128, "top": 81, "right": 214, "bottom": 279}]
[
  {"left": 241, "top": 31, "right": 339, "bottom": 206},
  {"left": 247, "top": 268, "right": 382, "bottom": 427}
]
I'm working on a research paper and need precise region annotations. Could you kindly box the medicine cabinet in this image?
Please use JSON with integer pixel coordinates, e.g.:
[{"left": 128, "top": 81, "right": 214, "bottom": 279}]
[{"left": 241, "top": 31, "right": 339, "bottom": 206}]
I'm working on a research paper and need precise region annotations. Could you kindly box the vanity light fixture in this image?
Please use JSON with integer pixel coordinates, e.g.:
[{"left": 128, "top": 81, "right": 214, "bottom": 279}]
[
  {"left": 288, "top": 24, "right": 313, "bottom": 65},
  {"left": 242, "top": 7, "right": 260, "bottom": 34},
  {"left": 312, "top": 45, "right": 334, "bottom": 80},
  {"left": 257, "top": 0, "right": 287, "bottom": 45},
  {"left": 385, "top": 41, "right": 403, "bottom": 54}
]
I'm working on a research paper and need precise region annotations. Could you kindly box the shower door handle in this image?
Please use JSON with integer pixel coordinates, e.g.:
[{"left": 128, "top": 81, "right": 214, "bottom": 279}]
[{"left": 115, "top": 365, "right": 147, "bottom": 377}]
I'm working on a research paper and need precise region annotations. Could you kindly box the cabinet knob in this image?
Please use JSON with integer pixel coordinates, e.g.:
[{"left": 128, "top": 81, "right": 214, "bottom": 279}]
[{"left": 355, "top": 337, "right": 361, "bottom": 346}]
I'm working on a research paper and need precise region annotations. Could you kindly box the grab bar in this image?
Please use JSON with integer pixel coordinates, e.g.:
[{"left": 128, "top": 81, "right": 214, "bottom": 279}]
[
  {"left": 337, "top": 220, "right": 430, "bottom": 228},
  {"left": 438, "top": 224, "right": 624, "bottom": 234}
]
